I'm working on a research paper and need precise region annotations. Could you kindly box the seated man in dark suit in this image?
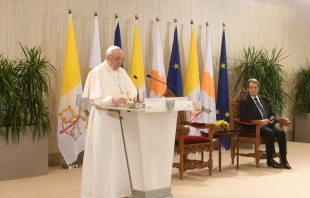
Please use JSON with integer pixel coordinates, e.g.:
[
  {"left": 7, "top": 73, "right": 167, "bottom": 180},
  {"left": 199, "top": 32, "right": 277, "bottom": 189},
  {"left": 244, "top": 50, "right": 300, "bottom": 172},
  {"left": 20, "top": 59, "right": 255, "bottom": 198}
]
[{"left": 239, "top": 78, "right": 291, "bottom": 169}]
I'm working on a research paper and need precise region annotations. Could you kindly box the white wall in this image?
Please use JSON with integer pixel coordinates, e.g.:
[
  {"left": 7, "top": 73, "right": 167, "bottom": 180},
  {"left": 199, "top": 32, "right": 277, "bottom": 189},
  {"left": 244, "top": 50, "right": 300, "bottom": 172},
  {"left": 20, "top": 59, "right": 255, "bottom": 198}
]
[{"left": 1, "top": 0, "right": 309, "bottom": 153}]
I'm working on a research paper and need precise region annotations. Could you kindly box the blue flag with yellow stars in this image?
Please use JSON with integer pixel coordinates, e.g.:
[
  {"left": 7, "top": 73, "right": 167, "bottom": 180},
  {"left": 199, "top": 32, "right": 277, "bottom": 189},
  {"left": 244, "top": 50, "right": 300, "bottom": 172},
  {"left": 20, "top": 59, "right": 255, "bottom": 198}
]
[
  {"left": 167, "top": 25, "right": 183, "bottom": 97},
  {"left": 216, "top": 29, "right": 230, "bottom": 150}
]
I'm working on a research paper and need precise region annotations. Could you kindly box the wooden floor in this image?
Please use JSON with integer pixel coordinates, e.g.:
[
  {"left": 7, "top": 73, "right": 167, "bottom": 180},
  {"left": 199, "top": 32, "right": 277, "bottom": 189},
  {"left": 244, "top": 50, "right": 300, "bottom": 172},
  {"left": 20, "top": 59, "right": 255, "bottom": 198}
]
[{"left": 1, "top": 141, "right": 310, "bottom": 198}]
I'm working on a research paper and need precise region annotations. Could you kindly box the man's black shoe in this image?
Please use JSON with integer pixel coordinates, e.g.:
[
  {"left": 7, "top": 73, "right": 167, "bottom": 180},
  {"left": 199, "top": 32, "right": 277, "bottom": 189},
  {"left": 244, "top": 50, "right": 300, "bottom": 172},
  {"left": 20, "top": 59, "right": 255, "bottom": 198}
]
[
  {"left": 267, "top": 159, "right": 282, "bottom": 168},
  {"left": 282, "top": 160, "right": 291, "bottom": 169}
]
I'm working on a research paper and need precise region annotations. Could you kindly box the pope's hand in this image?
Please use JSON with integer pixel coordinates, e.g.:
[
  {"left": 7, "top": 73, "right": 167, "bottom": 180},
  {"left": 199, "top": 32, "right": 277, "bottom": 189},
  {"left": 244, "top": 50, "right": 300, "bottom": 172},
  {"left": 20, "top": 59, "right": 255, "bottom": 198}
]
[
  {"left": 111, "top": 97, "right": 128, "bottom": 104},
  {"left": 131, "top": 97, "right": 138, "bottom": 103}
]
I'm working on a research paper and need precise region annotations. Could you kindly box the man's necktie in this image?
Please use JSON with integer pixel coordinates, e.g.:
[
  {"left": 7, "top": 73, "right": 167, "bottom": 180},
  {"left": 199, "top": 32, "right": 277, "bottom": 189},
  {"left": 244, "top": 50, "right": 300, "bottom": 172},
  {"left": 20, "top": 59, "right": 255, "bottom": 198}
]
[{"left": 254, "top": 97, "right": 267, "bottom": 119}]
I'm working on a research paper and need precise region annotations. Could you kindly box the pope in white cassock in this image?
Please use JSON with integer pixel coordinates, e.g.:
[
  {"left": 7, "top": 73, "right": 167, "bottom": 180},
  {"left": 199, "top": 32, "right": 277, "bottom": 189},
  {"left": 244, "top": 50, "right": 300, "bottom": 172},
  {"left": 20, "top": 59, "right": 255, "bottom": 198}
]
[{"left": 81, "top": 46, "right": 137, "bottom": 198}]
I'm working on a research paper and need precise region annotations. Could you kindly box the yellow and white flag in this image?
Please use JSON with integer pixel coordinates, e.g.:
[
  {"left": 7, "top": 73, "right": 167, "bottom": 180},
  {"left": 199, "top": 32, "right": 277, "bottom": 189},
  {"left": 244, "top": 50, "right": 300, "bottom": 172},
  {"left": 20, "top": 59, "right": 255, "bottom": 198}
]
[
  {"left": 130, "top": 21, "right": 146, "bottom": 101},
  {"left": 150, "top": 20, "right": 166, "bottom": 98},
  {"left": 88, "top": 14, "right": 101, "bottom": 73},
  {"left": 200, "top": 26, "right": 216, "bottom": 123},
  {"left": 57, "top": 14, "right": 87, "bottom": 165},
  {"left": 183, "top": 28, "right": 201, "bottom": 135}
]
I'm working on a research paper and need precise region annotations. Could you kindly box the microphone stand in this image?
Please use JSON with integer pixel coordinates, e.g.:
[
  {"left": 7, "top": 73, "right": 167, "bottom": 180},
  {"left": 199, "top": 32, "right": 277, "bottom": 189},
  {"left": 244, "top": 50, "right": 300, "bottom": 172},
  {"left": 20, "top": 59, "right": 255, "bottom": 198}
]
[
  {"left": 133, "top": 75, "right": 139, "bottom": 102},
  {"left": 146, "top": 74, "right": 180, "bottom": 97}
]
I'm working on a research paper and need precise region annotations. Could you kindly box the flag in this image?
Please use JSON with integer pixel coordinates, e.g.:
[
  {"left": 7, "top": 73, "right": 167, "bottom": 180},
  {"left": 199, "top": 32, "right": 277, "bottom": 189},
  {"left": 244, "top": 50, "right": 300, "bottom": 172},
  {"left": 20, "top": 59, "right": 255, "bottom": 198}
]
[
  {"left": 200, "top": 26, "right": 216, "bottom": 123},
  {"left": 88, "top": 15, "right": 101, "bottom": 73},
  {"left": 183, "top": 27, "right": 201, "bottom": 135},
  {"left": 149, "top": 20, "right": 166, "bottom": 98},
  {"left": 167, "top": 25, "right": 183, "bottom": 97},
  {"left": 216, "top": 29, "right": 230, "bottom": 150},
  {"left": 130, "top": 21, "right": 146, "bottom": 102},
  {"left": 84, "top": 14, "right": 102, "bottom": 128},
  {"left": 57, "top": 14, "right": 87, "bottom": 165},
  {"left": 114, "top": 19, "right": 123, "bottom": 67}
]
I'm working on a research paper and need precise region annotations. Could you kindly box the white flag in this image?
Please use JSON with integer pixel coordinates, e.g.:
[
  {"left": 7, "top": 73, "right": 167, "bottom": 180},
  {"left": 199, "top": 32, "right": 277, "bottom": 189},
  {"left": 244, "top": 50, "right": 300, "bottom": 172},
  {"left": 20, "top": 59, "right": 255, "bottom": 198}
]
[
  {"left": 88, "top": 15, "right": 101, "bottom": 73},
  {"left": 150, "top": 20, "right": 166, "bottom": 98},
  {"left": 57, "top": 14, "right": 87, "bottom": 165},
  {"left": 200, "top": 26, "right": 216, "bottom": 123},
  {"left": 84, "top": 15, "right": 102, "bottom": 127}
]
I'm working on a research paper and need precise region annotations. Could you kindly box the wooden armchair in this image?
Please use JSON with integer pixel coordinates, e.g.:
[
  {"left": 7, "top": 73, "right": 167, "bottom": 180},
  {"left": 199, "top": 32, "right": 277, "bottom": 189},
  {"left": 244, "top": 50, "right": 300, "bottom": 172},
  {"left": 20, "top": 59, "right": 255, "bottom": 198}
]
[
  {"left": 163, "top": 89, "right": 219, "bottom": 180},
  {"left": 230, "top": 89, "right": 290, "bottom": 168}
]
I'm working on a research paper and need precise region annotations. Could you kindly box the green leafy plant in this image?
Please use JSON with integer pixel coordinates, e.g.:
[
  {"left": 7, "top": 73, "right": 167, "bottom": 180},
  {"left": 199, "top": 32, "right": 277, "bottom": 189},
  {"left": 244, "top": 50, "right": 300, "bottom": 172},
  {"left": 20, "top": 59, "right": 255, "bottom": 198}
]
[
  {"left": 0, "top": 55, "right": 25, "bottom": 142},
  {"left": 234, "top": 46, "right": 289, "bottom": 112},
  {"left": 293, "top": 63, "right": 310, "bottom": 116},
  {"left": 0, "top": 44, "right": 57, "bottom": 143}
]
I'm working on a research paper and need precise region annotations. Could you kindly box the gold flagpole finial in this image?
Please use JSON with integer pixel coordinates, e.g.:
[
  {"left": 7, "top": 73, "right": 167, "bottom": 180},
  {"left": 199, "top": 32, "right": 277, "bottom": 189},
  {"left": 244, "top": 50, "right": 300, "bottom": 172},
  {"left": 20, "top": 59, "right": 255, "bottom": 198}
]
[
  {"left": 68, "top": 9, "right": 72, "bottom": 14},
  {"left": 206, "top": 22, "right": 209, "bottom": 27},
  {"left": 156, "top": 17, "right": 159, "bottom": 22},
  {"left": 174, "top": 18, "right": 177, "bottom": 23},
  {"left": 135, "top": 15, "right": 138, "bottom": 20},
  {"left": 94, "top": 11, "right": 98, "bottom": 17},
  {"left": 222, "top": 23, "right": 225, "bottom": 28},
  {"left": 115, "top": 13, "right": 118, "bottom": 19},
  {"left": 190, "top": 20, "right": 194, "bottom": 25}
]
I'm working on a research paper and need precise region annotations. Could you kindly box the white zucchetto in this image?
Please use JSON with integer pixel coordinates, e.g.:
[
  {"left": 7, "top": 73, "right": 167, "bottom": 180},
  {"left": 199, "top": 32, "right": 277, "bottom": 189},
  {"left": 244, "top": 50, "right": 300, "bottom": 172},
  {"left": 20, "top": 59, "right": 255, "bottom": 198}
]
[{"left": 106, "top": 46, "right": 121, "bottom": 54}]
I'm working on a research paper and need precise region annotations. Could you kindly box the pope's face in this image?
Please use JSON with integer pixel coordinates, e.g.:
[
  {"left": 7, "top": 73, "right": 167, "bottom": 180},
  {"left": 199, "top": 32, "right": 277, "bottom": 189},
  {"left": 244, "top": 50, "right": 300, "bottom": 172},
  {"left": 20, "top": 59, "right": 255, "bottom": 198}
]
[
  {"left": 248, "top": 82, "right": 259, "bottom": 97},
  {"left": 107, "top": 49, "right": 124, "bottom": 71}
]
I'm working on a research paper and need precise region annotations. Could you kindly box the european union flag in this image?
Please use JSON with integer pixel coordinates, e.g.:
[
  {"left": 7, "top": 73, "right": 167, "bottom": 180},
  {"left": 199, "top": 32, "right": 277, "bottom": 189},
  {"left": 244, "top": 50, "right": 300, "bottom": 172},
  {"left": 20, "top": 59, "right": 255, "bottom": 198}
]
[
  {"left": 114, "top": 21, "right": 123, "bottom": 67},
  {"left": 216, "top": 30, "right": 230, "bottom": 150},
  {"left": 167, "top": 26, "right": 183, "bottom": 97}
]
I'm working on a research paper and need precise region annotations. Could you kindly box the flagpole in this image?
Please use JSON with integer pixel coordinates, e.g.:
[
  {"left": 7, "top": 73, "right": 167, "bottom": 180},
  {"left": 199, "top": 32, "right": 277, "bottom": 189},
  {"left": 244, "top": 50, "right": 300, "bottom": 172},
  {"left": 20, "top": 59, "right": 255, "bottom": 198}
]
[{"left": 115, "top": 13, "right": 119, "bottom": 28}]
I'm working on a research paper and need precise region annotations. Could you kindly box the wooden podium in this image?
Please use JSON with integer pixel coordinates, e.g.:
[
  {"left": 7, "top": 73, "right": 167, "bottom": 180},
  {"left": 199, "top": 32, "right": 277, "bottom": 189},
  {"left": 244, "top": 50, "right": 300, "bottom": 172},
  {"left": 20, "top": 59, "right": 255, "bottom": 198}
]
[{"left": 104, "top": 97, "right": 192, "bottom": 198}]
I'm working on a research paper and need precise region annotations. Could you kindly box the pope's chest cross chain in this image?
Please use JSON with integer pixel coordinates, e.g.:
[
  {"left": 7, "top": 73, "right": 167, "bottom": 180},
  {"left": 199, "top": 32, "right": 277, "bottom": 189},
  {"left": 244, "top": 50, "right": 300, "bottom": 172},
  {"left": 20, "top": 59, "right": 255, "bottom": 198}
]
[{"left": 105, "top": 64, "right": 124, "bottom": 95}]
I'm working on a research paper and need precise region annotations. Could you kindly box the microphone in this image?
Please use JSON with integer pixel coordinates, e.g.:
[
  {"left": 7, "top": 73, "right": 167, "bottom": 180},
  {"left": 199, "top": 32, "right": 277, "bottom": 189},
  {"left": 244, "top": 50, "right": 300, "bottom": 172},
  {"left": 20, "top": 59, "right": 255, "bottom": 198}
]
[
  {"left": 133, "top": 75, "right": 139, "bottom": 102},
  {"left": 146, "top": 74, "right": 180, "bottom": 97}
]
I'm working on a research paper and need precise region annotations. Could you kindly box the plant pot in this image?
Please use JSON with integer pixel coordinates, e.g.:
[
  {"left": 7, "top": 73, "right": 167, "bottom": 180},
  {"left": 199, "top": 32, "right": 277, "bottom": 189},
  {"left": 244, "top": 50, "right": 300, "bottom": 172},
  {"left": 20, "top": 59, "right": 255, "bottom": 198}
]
[
  {"left": 0, "top": 127, "right": 48, "bottom": 181},
  {"left": 294, "top": 113, "right": 310, "bottom": 143}
]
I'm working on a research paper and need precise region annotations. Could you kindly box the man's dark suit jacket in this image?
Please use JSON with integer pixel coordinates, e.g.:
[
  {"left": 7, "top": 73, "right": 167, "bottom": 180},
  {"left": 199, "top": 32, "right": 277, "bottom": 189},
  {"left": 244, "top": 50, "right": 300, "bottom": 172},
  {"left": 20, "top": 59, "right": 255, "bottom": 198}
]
[{"left": 239, "top": 94, "right": 276, "bottom": 132}]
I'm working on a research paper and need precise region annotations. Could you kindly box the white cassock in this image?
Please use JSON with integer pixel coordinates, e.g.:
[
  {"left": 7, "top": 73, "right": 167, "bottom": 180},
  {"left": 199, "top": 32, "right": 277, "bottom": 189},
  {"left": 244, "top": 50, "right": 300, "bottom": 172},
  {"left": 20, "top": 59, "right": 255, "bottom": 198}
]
[{"left": 81, "top": 60, "right": 137, "bottom": 198}]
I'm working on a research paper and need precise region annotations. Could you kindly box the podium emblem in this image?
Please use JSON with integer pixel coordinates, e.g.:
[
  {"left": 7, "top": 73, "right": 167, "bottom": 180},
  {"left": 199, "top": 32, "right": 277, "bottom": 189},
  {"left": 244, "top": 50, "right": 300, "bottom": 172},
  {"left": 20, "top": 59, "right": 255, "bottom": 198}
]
[{"left": 165, "top": 99, "right": 175, "bottom": 113}]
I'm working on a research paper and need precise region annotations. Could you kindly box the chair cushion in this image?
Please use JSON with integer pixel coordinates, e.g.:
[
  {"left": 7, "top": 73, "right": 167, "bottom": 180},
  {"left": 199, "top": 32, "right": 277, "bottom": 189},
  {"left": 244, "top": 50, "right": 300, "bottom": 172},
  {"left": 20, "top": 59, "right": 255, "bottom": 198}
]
[{"left": 175, "top": 135, "right": 210, "bottom": 146}]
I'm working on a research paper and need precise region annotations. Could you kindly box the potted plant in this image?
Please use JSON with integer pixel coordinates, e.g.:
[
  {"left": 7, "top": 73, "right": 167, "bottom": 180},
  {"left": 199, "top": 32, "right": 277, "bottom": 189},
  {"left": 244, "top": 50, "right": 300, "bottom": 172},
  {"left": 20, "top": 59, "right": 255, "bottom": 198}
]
[
  {"left": 293, "top": 63, "right": 310, "bottom": 143},
  {"left": 0, "top": 55, "right": 22, "bottom": 141},
  {"left": 0, "top": 44, "right": 56, "bottom": 181},
  {"left": 233, "top": 46, "right": 289, "bottom": 113}
]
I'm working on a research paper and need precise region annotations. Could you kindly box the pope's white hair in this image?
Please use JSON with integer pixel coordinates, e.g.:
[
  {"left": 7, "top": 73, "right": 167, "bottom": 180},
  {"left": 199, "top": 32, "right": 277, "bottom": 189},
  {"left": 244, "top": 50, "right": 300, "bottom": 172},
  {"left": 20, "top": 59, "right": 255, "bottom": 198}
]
[{"left": 106, "top": 46, "right": 123, "bottom": 55}]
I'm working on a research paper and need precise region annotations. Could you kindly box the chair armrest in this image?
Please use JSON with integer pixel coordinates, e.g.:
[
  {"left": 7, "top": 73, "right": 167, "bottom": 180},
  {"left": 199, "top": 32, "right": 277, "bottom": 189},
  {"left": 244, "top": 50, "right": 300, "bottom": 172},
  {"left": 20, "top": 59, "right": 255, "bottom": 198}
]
[
  {"left": 176, "top": 125, "right": 190, "bottom": 136},
  {"left": 182, "top": 121, "right": 220, "bottom": 132},
  {"left": 276, "top": 118, "right": 290, "bottom": 126},
  {"left": 275, "top": 118, "right": 290, "bottom": 129},
  {"left": 235, "top": 118, "right": 268, "bottom": 128}
]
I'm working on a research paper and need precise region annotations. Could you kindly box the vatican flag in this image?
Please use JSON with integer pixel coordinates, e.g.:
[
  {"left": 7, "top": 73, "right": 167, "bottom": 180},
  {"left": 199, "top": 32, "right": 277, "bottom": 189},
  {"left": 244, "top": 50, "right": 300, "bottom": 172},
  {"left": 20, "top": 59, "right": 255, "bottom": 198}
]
[
  {"left": 57, "top": 13, "right": 87, "bottom": 165},
  {"left": 130, "top": 20, "right": 146, "bottom": 101},
  {"left": 183, "top": 27, "right": 201, "bottom": 135}
]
